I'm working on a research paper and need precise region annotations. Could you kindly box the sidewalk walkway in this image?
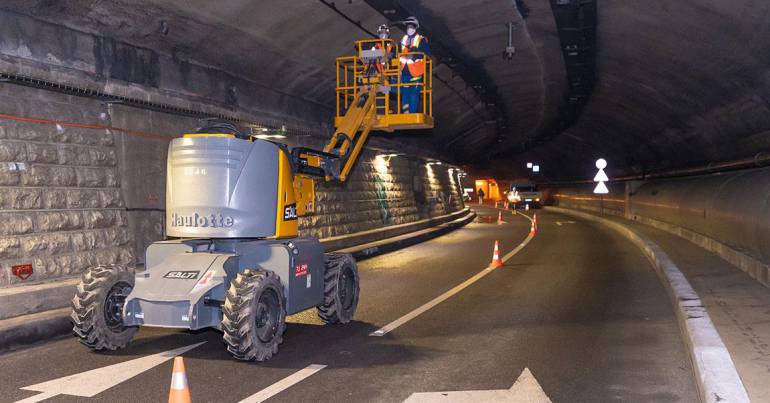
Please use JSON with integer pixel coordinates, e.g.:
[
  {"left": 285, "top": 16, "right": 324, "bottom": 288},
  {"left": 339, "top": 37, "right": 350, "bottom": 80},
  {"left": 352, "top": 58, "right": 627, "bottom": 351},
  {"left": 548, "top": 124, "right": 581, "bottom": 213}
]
[{"left": 609, "top": 216, "right": 770, "bottom": 402}]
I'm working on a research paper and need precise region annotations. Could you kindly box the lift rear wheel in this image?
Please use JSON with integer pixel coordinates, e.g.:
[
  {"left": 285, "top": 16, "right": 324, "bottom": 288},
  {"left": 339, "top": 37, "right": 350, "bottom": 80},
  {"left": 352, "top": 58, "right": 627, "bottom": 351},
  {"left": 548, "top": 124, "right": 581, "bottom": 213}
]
[
  {"left": 71, "top": 265, "right": 137, "bottom": 350},
  {"left": 222, "top": 269, "right": 286, "bottom": 361},
  {"left": 317, "top": 253, "right": 360, "bottom": 324}
]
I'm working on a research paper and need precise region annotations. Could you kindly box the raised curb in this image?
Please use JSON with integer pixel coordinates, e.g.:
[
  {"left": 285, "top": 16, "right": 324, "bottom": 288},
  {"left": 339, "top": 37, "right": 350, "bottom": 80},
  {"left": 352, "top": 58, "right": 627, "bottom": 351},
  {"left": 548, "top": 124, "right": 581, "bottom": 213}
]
[
  {"left": 339, "top": 209, "right": 476, "bottom": 259},
  {"left": 0, "top": 308, "right": 71, "bottom": 352},
  {"left": 548, "top": 206, "right": 749, "bottom": 403},
  {"left": 0, "top": 278, "right": 79, "bottom": 321},
  {"left": 320, "top": 207, "right": 472, "bottom": 252},
  {"left": 0, "top": 208, "right": 474, "bottom": 352},
  {"left": 629, "top": 214, "right": 769, "bottom": 288}
]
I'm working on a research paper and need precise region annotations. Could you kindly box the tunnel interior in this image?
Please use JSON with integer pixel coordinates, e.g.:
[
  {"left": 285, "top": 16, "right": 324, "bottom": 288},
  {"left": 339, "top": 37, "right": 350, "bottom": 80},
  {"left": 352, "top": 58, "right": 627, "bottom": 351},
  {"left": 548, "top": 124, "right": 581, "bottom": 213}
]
[{"left": 0, "top": 1, "right": 770, "bottom": 401}]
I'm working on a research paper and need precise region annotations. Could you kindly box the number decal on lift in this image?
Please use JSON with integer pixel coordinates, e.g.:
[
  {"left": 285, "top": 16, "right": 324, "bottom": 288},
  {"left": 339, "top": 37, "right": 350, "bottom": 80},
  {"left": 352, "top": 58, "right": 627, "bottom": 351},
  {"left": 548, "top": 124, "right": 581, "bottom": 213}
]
[
  {"left": 164, "top": 271, "right": 200, "bottom": 280},
  {"left": 284, "top": 203, "right": 298, "bottom": 220}
]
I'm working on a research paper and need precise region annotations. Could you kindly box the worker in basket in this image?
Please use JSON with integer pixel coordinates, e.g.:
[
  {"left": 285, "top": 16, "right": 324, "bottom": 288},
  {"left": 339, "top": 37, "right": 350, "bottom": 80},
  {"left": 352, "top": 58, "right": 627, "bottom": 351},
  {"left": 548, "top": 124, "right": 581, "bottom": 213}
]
[
  {"left": 373, "top": 24, "right": 397, "bottom": 73},
  {"left": 399, "top": 16, "right": 431, "bottom": 114},
  {"left": 369, "top": 24, "right": 397, "bottom": 114}
]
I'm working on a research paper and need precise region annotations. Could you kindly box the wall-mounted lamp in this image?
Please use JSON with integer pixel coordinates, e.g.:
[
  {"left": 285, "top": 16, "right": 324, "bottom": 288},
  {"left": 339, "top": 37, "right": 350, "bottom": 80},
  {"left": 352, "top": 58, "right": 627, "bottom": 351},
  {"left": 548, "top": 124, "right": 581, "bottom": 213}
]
[
  {"left": 253, "top": 134, "right": 287, "bottom": 139},
  {"left": 376, "top": 153, "right": 402, "bottom": 158}
]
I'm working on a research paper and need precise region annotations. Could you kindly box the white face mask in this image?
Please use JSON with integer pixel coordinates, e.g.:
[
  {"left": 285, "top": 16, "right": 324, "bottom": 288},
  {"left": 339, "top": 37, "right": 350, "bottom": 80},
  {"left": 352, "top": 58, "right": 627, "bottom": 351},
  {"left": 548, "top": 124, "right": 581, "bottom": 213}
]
[{"left": 406, "top": 27, "right": 416, "bottom": 36}]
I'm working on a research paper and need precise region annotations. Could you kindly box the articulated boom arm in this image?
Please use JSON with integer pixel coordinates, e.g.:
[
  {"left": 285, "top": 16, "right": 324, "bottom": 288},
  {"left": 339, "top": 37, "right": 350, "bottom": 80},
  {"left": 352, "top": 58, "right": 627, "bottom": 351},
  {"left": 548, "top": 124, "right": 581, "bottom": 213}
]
[
  {"left": 291, "top": 84, "right": 378, "bottom": 216},
  {"left": 324, "top": 84, "right": 378, "bottom": 182}
]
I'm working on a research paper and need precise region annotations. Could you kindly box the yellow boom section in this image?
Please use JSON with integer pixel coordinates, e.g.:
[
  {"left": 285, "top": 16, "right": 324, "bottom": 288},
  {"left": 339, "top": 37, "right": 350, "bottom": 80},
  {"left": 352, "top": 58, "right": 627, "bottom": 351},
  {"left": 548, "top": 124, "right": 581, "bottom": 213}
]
[
  {"left": 292, "top": 84, "right": 378, "bottom": 216},
  {"left": 325, "top": 84, "right": 378, "bottom": 182}
]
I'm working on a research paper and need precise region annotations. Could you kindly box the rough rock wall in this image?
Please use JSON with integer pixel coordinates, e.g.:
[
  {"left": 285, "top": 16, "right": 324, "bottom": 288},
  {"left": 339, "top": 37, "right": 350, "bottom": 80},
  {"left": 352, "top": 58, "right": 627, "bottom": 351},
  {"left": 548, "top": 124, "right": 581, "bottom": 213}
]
[
  {"left": 0, "top": 85, "right": 463, "bottom": 288},
  {"left": 0, "top": 87, "right": 133, "bottom": 286},
  {"left": 300, "top": 150, "right": 464, "bottom": 239}
]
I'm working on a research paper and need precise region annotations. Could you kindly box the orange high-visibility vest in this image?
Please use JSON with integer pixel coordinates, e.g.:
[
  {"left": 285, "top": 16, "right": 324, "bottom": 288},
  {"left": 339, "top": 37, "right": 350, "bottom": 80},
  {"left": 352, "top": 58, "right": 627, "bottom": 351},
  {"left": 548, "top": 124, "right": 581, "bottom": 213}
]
[
  {"left": 400, "top": 34, "right": 426, "bottom": 77},
  {"left": 372, "top": 42, "right": 395, "bottom": 73}
]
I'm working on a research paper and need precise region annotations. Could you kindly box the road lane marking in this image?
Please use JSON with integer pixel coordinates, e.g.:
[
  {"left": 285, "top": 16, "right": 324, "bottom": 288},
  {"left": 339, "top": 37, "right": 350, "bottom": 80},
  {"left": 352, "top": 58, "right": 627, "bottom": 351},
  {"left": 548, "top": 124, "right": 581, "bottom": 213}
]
[
  {"left": 403, "top": 367, "right": 551, "bottom": 402},
  {"left": 13, "top": 391, "right": 58, "bottom": 403},
  {"left": 370, "top": 214, "right": 536, "bottom": 337},
  {"left": 16, "top": 342, "right": 206, "bottom": 402},
  {"left": 555, "top": 220, "right": 576, "bottom": 226},
  {"left": 238, "top": 364, "right": 326, "bottom": 403}
]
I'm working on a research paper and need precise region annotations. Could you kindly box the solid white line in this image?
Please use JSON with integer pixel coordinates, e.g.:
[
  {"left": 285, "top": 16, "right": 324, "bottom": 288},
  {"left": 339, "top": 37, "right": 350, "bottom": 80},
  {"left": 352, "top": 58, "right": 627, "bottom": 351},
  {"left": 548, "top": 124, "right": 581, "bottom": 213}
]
[
  {"left": 13, "top": 391, "right": 58, "bottom": 403},
  {"left": 370, "top": 212, "right": 536, "bottom": 337},
  {"left": 238, "top": 364, "right": 326, "bottom": 403}
]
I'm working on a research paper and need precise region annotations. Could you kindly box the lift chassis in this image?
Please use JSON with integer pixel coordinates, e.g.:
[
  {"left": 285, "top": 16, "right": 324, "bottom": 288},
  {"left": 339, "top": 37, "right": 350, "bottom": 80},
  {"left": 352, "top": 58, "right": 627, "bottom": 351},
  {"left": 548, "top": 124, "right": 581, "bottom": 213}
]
[{"left": 70, "top": 36, "right": 431, "bottom": 361}]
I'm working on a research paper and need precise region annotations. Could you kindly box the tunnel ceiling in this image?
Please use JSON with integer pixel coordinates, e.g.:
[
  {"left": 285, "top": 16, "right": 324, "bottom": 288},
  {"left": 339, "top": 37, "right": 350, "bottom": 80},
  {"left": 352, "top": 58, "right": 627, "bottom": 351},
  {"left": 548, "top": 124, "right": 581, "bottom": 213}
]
[{"left": 2, "top": 0, "right": 770, "bottom": 181}]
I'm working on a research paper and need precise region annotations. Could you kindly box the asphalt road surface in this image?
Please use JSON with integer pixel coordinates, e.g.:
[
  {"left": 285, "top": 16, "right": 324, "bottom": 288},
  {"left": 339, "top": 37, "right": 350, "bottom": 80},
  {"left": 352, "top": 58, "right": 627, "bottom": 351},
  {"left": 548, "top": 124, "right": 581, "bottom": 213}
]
[{"left": 0, "top": 206, "right": 698, "bottom": 402}]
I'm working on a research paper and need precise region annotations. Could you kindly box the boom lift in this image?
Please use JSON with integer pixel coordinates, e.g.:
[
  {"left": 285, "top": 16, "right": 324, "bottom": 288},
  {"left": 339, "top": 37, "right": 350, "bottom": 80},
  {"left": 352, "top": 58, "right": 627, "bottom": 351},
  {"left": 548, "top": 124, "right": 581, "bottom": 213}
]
[{"left": 70, "top": 37, "right": 432, "bottom": 361}]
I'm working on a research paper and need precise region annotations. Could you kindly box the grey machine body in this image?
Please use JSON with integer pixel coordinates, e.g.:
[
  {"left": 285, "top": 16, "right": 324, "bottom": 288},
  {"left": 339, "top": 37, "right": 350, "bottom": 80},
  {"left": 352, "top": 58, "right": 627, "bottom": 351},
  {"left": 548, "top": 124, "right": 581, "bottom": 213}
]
[{"left": 122, "top": 136, "right": 326, "bottom": 330}]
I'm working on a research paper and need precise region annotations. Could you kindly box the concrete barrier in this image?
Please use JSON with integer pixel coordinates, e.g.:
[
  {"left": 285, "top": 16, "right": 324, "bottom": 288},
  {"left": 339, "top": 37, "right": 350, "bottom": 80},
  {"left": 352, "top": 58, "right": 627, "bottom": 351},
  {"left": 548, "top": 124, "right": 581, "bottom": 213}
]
[{"left": 549, "top": 207, "right": 749, "bottom": 403}]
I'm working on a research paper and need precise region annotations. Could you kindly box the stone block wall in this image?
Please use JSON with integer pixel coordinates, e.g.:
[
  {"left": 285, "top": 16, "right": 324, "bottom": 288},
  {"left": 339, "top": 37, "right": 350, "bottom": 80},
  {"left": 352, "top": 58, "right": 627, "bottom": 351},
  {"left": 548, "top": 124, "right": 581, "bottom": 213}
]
[
  {"left": 0, "top": 87, "right": 133, "bottom": 286},
  {"left": 0, "top": 85, "right": 464, "bottom": 288},
  {"left": 301, "top": 153, "right": 463, "bottom": 239}
]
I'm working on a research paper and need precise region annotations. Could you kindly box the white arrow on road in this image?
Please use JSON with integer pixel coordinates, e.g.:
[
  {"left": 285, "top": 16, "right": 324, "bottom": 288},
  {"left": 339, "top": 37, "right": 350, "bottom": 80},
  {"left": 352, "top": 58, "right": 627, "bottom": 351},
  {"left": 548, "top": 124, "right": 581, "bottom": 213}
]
[
  {"left": 16, "top": 342, "right": 206, "bottom": 403},
  {"left": 403, "top": 368, "right": 551, "bottom": 403}
]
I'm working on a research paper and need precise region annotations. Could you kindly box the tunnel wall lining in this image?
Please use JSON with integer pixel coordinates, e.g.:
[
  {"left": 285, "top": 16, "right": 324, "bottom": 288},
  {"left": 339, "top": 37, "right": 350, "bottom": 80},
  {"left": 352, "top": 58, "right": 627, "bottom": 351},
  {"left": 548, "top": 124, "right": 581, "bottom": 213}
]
[
  {"left": 0, "top": 87, "right": 135, "bottom": 286},
  {"left": 545, "top": 168, "right": 770, "bottom": 287},
  {"left": 0, "top": 86, "right": 464, "bottom": 288}
]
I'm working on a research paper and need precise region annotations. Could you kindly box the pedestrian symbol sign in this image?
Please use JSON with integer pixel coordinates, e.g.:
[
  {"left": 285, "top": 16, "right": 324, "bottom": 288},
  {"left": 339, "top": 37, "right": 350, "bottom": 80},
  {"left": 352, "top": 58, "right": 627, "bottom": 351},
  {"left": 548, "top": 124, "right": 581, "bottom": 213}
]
[{"left": 594, "top": 158, "right": 609, "bottom": 194}]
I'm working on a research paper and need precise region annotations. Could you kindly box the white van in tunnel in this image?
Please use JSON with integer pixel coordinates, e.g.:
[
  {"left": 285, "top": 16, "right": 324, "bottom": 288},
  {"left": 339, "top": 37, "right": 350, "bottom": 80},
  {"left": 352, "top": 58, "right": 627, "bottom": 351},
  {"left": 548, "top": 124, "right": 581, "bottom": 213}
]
[{"left": 507, "top": 184, "right": 543, "bottom": 208}]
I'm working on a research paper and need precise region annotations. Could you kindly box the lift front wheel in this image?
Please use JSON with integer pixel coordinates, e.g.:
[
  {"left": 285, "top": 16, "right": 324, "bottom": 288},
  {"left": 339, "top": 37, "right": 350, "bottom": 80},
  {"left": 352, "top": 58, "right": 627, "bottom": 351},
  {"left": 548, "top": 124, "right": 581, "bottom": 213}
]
[
  {"left": 71, "top": 265, "right": 137, "bottom": 350},
  {"left": 318, "top": 253, "right": 360, "bottom": 324},
  {"left": 222, "top": 269, "right": 286, "bottom": 361}
]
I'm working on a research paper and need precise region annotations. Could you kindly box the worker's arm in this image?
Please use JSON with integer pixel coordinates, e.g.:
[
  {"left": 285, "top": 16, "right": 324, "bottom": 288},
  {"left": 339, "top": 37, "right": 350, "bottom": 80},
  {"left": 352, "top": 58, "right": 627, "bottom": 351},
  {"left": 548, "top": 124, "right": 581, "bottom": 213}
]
[{"left": 419, "top": 37, "right": 431, "bottom": 57}]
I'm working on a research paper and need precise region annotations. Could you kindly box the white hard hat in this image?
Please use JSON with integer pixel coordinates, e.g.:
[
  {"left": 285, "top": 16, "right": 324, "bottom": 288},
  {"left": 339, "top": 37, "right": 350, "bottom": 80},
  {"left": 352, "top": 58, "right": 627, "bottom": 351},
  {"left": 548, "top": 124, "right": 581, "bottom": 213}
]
[{"left": 403, "top": 16, "right": 419, "bottom": 29}]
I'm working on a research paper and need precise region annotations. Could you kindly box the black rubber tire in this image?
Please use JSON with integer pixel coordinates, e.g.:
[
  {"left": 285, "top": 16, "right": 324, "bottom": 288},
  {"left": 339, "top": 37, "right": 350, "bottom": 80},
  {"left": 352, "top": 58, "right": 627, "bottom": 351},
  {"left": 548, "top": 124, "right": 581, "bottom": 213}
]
[
  {"left": 70, "top": 265, "right": 137, "bottom": 350},
  {"left": 317, "top": 253, "right": 360, "bottom": 324},
  {"left": 222, "top": 269, "right": 286, "bottom": 361}
]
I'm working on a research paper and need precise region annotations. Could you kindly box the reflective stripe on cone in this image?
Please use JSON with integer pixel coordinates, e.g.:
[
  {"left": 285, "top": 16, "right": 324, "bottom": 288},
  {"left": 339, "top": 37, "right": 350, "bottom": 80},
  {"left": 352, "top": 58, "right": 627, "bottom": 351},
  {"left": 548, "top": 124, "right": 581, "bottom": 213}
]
[{"left": 168, "top": 356, "right": 191, "bottom": 403}]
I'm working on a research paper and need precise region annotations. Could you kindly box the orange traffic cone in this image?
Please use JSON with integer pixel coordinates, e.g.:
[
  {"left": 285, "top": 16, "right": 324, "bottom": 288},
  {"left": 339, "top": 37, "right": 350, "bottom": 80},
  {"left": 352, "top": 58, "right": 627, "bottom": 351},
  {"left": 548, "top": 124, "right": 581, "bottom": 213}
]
[
  {"left": 489, "top": 240, "right": 504, "bottom": 268},
  {"left": 168, "top": 357, "right": 191, "bottom": 403},
  {"left": 497, "top": 211, "right": 504, "bottom": 225},
  {"left": 530, "top": 214, "right": 538, "bottom": 235}
]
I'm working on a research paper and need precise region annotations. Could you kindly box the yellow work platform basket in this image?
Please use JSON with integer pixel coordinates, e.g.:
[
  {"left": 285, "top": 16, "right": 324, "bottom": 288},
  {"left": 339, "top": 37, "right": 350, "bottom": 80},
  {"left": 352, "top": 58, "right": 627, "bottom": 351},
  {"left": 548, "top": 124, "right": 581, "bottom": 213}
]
[{"left": 335, "top": 38, "right": 434, "bottom": 132}]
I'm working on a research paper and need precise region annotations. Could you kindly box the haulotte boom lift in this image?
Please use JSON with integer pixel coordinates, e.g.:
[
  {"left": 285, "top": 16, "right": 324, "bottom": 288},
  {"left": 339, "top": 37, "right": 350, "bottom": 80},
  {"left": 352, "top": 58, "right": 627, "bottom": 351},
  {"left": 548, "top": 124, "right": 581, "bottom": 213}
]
[{"left": 70, "top": 37, "right": 433, "bottom": 361}]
